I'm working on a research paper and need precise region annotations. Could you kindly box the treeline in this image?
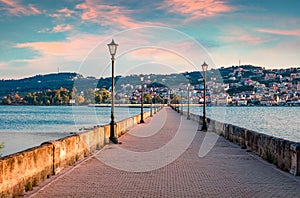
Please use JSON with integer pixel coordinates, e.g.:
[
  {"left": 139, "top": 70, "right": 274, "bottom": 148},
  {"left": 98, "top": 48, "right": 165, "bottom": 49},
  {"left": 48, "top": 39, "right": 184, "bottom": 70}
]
[{"left": 1, "top": 87, "right": 111, "bottom": 105}]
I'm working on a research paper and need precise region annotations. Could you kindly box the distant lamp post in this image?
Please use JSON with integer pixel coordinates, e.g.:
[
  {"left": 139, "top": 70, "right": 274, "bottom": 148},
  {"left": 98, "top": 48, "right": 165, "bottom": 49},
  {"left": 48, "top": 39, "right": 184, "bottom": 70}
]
[
  {"left": 107, "top": 39, "right": 119, "bottom": 144},
  {"left": 153, "top": 89, "right": 157, "bottom": 114},
  {"left": 187, "top": 82, "right": 191, "bottom": 120},
  {"left": 201, "top": 62, "right": 208, "bottom": 131},
  {"left": 140, "top": 75, "right": 145, "bottom": 123},
  {"left": 180, "top": 89, "right": 183, "bottom": 115},
  {"left": 150, "top": 87, "right": 153, "bottom": 117},
  {"left": 177, "top": 91, "right": 180, "bottom": 113}
]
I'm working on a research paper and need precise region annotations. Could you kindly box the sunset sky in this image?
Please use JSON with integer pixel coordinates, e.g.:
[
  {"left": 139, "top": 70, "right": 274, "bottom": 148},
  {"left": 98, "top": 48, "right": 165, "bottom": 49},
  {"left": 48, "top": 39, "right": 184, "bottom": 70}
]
[{"left": 1, "top": 0, "right": 300, "bottom": 79}]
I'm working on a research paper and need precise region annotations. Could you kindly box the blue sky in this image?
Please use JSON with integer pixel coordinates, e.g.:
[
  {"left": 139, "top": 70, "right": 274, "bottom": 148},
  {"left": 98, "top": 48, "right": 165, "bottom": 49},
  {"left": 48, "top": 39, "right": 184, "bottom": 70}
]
[{"left": 0, "top": 0, "right": 300, "bottom": 79}]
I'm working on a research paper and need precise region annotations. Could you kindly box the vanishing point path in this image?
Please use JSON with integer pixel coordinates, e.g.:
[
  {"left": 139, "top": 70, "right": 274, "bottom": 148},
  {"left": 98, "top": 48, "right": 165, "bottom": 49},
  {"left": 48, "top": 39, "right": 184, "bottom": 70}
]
[{"left": 26, "top": 107, "right": 300, "bottom": 197}]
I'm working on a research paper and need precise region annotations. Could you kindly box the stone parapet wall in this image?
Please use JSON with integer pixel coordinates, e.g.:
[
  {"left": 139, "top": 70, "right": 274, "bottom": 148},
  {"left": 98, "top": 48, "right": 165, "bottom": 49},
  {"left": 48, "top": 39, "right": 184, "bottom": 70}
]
[
  {"left": 171, "top": 105, "right": 300, "bottom": 176},
  {"left": 0, "top": 144, "right": 53, "bottom": 197},
  {"left": 0, "top": 107, "right": 160, "bottom": 197}
]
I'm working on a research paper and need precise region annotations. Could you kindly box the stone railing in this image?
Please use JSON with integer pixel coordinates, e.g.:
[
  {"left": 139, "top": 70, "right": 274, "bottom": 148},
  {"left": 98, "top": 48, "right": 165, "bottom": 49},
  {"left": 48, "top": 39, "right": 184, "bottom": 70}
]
[
  {"left": 0, "top": 106, "right": 163, "bottom": 197},
  {"left": 170, "top": 105, "right": 300, "bottom": 176}
]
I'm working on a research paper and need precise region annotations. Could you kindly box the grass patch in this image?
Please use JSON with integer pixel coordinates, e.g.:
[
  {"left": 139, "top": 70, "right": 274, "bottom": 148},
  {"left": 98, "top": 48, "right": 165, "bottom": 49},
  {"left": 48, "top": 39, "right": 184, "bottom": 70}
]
[
  {"left": 25, "top": 181, "right": 32, "bottom": 192},
  {"left": 264, "top": 148, "right": 274, "bottom": 164},
  {"left": 76, "top": 154, "right": 80, "bottom": 161}
]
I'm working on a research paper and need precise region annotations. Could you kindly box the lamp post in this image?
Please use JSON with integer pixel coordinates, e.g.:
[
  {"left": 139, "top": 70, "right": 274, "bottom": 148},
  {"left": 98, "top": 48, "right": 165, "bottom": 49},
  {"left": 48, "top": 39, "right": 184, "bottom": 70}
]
[
  {"left": 153, "top": 89, "right": 157, "bottom": 114},
  {"left": 201, "top": 62, "right": 208, "bottom": 131},
  {"left": 168, "top": 88, "right": 171, "bottom": 106},
  {"left": 140, "top": 76, "right": 145, "bottom": 123},
  {"left": 180, "top": 89, "right": 183, "bottom": 115},
  {"left": 187, "top": 82, "right": 191, "bottom": 120},
  {"left": 107, "top": 39, "right": 119, "bottom": 144},
  {"left": 177, "top": 91, "right": 180, "bottom": 113},
  {"left": 150, "top": 87, "right": 153, "bottom": 117}
]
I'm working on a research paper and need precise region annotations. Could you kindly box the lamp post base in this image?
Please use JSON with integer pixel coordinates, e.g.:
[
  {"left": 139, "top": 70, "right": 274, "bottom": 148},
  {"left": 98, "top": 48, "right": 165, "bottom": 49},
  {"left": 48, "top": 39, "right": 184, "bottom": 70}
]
[
  {"left": 140, "top": 119, "right": 145, "bottom": 123},
  {"left": 109, "top": 136, "right": 118, "bottom": 144},
  {"left": 201, "top": 122, "right": 208, "bottom": 132},
  {"left": 187, "top": 114, "right": 190, "bottom": 120},
  {"left": 201, "top": 126, "right": 207, "bottom": 132},
  {"left": 110, "top": 121, "right": 118, "bottom": 144},
  {"left": 198, "top": 116, "right": 208, "bottom": 131}
]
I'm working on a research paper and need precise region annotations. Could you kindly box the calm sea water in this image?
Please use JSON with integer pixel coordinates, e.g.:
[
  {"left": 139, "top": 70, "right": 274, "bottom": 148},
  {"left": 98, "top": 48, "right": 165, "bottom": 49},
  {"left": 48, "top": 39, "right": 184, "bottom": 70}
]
[
  {"left": 188, "top": 106, "right": 300, "bottom": 143},
  {"left": 0, "top": 106, "right": 299, "bottom": 157},
  {"left": 0, "top": 106, "right": 143, "bottom": 156}
]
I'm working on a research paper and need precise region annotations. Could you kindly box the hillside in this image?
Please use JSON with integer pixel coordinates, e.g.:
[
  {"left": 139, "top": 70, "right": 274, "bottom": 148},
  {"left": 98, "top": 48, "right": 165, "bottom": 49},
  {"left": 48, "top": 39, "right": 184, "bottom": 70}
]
[
  {"left": 2, "top": 65, "right": 297, "bottom": 99},
  {"left": 0, "top": 73, "right": 78, "bottom": 97},
  {"left": 0, "top": 71, "right": 196, "bottom": 98}
]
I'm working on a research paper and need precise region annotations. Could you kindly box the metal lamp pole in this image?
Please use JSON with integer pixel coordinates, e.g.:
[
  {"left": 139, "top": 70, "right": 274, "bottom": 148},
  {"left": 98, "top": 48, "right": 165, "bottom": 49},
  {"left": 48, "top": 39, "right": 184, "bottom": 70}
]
[
  {"left": 187, "top": 82, "right": 191, "bottom": 120},
  {"left": 180, "top": 89, "right": 183, "bottom": 115},
  {"left": 153, "top": 90, "right": 157, "bottom": 114},
  {"left": 140, "top": 76, "right": 145, "bottom": 123},
  {"left": 107, "top": 39, "right": 119, "bottom": 144},
  {"left": 177, "top": 91, "right": 180, "bottom": 113},
  {"left": 150, "top": 87, "right": 153, "bottom": 117},
  {"left": 201, "top": 62, "right": 208, "bottom": 131}
]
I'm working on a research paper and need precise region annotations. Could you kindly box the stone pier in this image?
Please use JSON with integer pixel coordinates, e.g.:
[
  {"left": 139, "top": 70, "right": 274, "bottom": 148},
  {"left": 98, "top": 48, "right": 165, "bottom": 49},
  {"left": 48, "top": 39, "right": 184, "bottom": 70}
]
[
  {"left": 23, "top": 107, "right": 299, "bottom": 197},
  {"left": 1, "top": 106, "right": 299, "bottom": 197}
]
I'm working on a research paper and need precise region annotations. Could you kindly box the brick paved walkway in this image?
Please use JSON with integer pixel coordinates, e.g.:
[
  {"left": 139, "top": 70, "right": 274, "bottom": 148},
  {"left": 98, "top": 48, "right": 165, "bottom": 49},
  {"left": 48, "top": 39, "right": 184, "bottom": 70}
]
[{"left": 26, "top": 107, "right": 300, "bottom": 198}]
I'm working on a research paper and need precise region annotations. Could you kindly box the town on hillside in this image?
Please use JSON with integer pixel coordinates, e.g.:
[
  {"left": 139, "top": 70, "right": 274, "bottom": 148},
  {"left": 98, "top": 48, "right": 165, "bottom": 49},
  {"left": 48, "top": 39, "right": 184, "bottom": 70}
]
[{"left": 1, "top": 65, "right": 300, "bottom": 106}]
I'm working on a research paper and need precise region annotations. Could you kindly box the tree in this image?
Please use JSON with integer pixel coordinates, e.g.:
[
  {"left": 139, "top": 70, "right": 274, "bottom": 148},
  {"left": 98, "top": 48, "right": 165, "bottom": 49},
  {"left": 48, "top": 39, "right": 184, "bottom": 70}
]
[
  {"left": 45, "top": 99, "right": 51, "bottom": 105},
  {"left": 143, "top": 93, "right": 152, "bottom": 104},
  {"left": 170, "top": 94, "right": 179, "bottom": 104},
  {"left": 227, "top": 85, "right": 254, "bottom": 96},
  {"left": 154, "top": 95, "right": 164, "bottom": 104},
  {"left": 95, "top": 92, "right": 102, "bottom": 104},
  {"left": 84, "top": 88, "right": 95, "bottom": 104},
  {"left": 99, "top": 88, "right": 110, "bottom": 103},
  {"left": 62, "top": 94, "right": 70, "bottom": 104},
  {"left": 130, "top": 97, "right": 137, "bottom": 104},
  {"left": 2, "top": 97, "right": 12, "bottom": 105},
  {"left": 70, "top": 88, "right": 77, "bottom": 99},
  {"left": 13, "top": 93, "right": 21, "bottom": 102},
  {"left": 76, "top": 95, "right": 85, "bottom": 104},
  {"left": 24, "top": 93, "right": 34, "bottom": 105},
  {"left": 53, "top": 90, "right": 62, "bottom": 105}
]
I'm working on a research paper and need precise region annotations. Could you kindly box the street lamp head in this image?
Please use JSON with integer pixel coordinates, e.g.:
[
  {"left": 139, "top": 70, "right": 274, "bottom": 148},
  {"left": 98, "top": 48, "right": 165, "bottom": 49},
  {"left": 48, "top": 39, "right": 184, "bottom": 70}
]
[
  {"left": 107, "top": 39, "right": 118, "bottom": 56},
  {"left": 201, "top": 62, "right": 208, "bottom": 72}
]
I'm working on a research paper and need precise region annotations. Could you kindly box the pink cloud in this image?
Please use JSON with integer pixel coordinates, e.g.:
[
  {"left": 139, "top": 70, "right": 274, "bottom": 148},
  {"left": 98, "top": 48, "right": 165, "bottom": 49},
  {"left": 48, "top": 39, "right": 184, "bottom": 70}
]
[
  {"left": 1, "top": 0, "right": 16, "bottom": 7},
  {"left": 75, "top": 0, "right": 161, "bottom": 28},
  {"left": 15, "top": 34, "right": 102, "bottom": 59},
  {"left": 52, "top": 24, "right": 73, "bottom": 32},
  {"left": 0, "top": 0, "right": 41, "bottom": 16},
  {"left": 58, "top": 8, "right": 75, "bottom": 17},
  {"left": 49, "top": 8, "right": 75, "bottom": 18},
  {"left": 220, "top": 28, "right": 275, "bottom": 45},
  {"left": 223, "top": 34, "right": 266, "bottom": 45},
  {"left": 11, "top": 34, "right": 110, "bottom": 76},
  {"left": 257, "top": 28, "right": 300, "bottom": 37},
  {"left": 38, "top": 24, "right": 73, "bottom": 33},
  {"left": 159, "top": 0, "right": 235, "bottom": 21}
]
